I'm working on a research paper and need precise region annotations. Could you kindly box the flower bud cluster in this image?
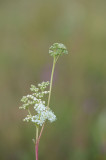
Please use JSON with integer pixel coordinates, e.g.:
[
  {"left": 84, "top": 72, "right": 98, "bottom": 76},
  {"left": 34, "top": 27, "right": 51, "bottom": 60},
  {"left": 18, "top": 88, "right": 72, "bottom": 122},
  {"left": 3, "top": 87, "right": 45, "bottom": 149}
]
[
  {"left": 38, "top": 81, "right": 50, "bottom": 90},
  {"left": 20, "top": 81, "right": 56, "bottom": 126},
  {"left": 49, "top": 43, "right": 68, "bottom": 57}
]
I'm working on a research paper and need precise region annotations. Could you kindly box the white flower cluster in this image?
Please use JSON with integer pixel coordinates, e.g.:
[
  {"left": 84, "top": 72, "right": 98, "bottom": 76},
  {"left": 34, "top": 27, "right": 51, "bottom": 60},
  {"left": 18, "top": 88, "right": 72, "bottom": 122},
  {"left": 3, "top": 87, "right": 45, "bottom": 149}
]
[
  {"left": 20, "top": 81, "right": 56, "bottom": 127},
  {"left": 23, "top": 101, "right": 56, "bottom": 126},
  {"left": 33, "top": 102, "right": 56, "bottom": 126}
]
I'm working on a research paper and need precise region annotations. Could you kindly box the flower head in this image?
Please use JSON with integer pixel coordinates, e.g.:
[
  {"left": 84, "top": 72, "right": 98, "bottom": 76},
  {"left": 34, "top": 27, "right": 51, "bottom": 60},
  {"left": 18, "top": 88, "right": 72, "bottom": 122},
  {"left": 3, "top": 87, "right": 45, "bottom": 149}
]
[
  {"left": 20, "top": 81, "right": 56, "bottom": 127},
  {"left": 31, "top": 106, "right": 56, "bottom": 126},
  {"left": 23, "top": 102, "right": 56, "bottom": 126},
  {"left": 49, "top": 43, "right": 68, "bottom": 57}
]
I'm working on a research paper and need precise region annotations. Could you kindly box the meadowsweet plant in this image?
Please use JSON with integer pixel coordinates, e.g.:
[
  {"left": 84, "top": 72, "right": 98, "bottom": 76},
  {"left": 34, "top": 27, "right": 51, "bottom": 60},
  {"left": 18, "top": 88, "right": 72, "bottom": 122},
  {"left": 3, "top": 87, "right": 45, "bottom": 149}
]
[{"left": 19, "top": 43, "right": 68, "bottom": 160}]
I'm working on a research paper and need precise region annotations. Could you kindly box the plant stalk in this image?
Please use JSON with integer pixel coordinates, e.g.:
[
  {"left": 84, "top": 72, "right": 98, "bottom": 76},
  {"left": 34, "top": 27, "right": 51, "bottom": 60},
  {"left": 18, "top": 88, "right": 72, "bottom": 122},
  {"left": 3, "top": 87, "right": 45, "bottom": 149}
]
[
  {"left": 47, "top": 57, "right": 56, "bottom": 108},
  {"left": 35, "top": 57, "right": 56, "bottom": 160},
  {"left": 35, "top": 126, "right": 39, "bottom": 160},
  {"left": 35, "top": 142, "right": 39, "bottom": 160}
]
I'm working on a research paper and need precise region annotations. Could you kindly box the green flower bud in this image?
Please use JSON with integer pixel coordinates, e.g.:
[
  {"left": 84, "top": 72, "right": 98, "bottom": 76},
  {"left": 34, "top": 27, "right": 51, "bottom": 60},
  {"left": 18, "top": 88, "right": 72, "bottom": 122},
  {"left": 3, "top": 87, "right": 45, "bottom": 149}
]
[{"left": 49, "top": 43, "right": 68, "bottom": 57}]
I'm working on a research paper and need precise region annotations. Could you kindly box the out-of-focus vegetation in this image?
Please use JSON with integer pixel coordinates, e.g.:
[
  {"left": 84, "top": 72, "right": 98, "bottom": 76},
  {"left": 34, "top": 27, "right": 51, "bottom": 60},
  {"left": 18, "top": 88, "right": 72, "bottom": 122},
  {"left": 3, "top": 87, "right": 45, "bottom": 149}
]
[{"left": 0, "top": 0, "right": 106, "bottom": 160}]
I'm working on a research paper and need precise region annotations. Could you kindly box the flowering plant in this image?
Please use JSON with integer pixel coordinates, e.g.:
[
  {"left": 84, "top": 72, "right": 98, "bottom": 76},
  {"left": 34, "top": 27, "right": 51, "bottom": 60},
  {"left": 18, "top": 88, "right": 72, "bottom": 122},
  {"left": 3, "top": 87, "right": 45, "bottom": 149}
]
[{"left": 19, "top": 43, "right": 68, "bottom": 160}]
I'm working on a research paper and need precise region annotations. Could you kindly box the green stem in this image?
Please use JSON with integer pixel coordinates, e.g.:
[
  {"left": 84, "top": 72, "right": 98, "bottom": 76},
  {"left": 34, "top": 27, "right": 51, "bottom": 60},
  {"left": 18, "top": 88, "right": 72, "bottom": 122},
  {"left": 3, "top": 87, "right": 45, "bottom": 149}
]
[
  {"left": 35, "top": 126, "right": 39, "bottom": 160},
  {"left": 47, "top": 57, "right": 56, "bottom": 108},
  {"left": 36, "top": 126, "right": 39, "bottom": 141},
  {"left": 28, "top": 109, "right": 31, "bottom": 115},
  {"left": 36, "top": 57, "right": 56, "bottom": 159}
]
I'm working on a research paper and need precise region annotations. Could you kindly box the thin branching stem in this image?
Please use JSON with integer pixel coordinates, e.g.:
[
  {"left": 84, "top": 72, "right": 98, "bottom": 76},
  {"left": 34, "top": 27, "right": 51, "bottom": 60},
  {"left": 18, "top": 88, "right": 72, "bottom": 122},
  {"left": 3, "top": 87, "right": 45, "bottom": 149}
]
[
  {"left": 35, "top": 126, "right": 39, "bottom": 160},
  {"left": 35, "top": 57, "right": 56, "bottom": 160},
  {"left": 47, "top": 57, "right": 56, "bottom": 108}
]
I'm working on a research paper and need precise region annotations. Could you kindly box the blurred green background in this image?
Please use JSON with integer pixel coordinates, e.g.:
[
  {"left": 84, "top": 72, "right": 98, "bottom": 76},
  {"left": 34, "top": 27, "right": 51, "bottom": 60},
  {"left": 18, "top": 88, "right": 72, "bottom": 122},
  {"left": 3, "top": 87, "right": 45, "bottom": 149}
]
[{"left": 0, "top": 0, "right": 106, "bottom": 160}]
